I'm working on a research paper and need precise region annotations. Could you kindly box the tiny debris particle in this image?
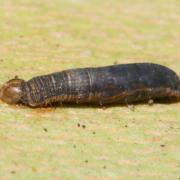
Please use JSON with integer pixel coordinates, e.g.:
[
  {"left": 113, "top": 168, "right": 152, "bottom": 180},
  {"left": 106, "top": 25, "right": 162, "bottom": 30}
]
[
  {"left": 11, "top": 171, "right": 16, "bottom": 174},
  {"left": 128, "top": 104, "right": 135, "bottom": 111},
  {"left": 32, "top": 167, "right": 37, "bottom": 172},
  {"left": 55, "top": 44, "right": 60, "bottom": 47},
  {"left": 148, "top": 99, "right": 154, "bottom": 106},
  {"left": 73, "top": 145, "right": 76, "bottom": 148},
  {"left": 92, "top": 131, "right": 96, "bottom": 134},
  {"left": 160, "top": 144, "right": 165, "bottom": 147},
  {"left": 85, "top": 160, "right": 88, "bottom": 163},
  {"left": 43, "top": 128, "right": 48, "bottom": 132},
  {"left": 82, "top": 125, "right": 86, "bottom": 129},
  {"left": 103, "top": 165, "right": 106, "bottom": 169},
  {"left": 125, "top": 125, "right": 128, "bottom": 128},
  {"left": 77, "top": 123, "right": 80, "bottom": 127}
]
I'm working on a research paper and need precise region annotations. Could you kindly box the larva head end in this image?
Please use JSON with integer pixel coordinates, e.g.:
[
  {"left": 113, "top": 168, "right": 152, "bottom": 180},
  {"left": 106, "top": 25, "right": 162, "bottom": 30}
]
[{"left": 0, "top": 78, "right": 24, "bottom": 104}]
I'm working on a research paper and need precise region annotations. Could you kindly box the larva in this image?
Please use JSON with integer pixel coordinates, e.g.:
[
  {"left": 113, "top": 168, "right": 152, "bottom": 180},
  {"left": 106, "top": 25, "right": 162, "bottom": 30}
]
[{"left": 0, "top": 63, "right": 179, "bottom": 107}]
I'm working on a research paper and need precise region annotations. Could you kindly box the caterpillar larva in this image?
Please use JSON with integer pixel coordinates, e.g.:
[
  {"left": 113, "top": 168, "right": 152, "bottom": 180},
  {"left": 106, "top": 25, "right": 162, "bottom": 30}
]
[{"left": 0, "top": 63, "right": 179, "bottom": 107}]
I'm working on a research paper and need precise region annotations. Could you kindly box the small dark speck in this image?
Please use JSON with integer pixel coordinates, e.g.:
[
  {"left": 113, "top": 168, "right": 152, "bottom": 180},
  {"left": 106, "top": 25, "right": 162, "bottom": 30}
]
[
  {"left": 43, "top": 128, "right": 48, "bottom": 132},
  {"left": 92, "top": 131, "right": 96, "bottom": 135},
  {"left": 73, "top": 145, "right": 76, "bottom": 148},
  {"left": 85, "top": 160, "right": 88, "bottom": 163},
  {"left": 103, "top": 165, "right": 106, "bottom": 169},
  {"left": 31, "top": 167, "right": 37, "bottom": 172},
  {"left": 77, "top": 123, "right": 80, "bottom": 127},
  {"left": 55, "top": 44, "right": 60, "bottom": 47},
  {"left": 125, "top": 125, "right": 128, "bottom": 128},
  {"left": 13, "top": 161, "right": 17, "bottom": 165},
  {"left": 82, "top": 125, "right": 86, "bottom": 129},
  {"left": 160, "top": 144, "right": 165, "bottom": 147},
  {"left": 11, "top": 171, "right": 16, "bottom": 174},
  {"left": 0, "top": 59, "right": 4, "bottom": 62}
]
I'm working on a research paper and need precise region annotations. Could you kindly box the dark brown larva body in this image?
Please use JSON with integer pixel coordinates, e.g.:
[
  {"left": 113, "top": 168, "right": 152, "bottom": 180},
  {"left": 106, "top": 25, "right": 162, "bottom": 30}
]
[{"left": 0, "top": 63, "right": 180, "bottom": 107}]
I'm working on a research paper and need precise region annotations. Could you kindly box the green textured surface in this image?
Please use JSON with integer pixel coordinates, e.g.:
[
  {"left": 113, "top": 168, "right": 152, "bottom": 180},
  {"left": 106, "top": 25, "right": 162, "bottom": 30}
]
[{"left": 0, "top": 0, "right": 180, "bottom": 179}]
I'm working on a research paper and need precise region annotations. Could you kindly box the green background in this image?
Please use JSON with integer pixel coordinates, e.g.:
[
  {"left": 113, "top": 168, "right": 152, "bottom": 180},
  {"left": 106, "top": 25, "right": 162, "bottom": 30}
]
[{"left": 0, "top": 0, "right": 180, "bottom": 179}]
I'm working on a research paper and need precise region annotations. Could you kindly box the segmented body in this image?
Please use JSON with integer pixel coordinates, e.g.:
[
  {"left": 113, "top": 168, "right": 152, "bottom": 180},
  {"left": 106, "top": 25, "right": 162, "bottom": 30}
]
[{"left": 19, "top": 63, "right": 180, "bottom": 107}]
